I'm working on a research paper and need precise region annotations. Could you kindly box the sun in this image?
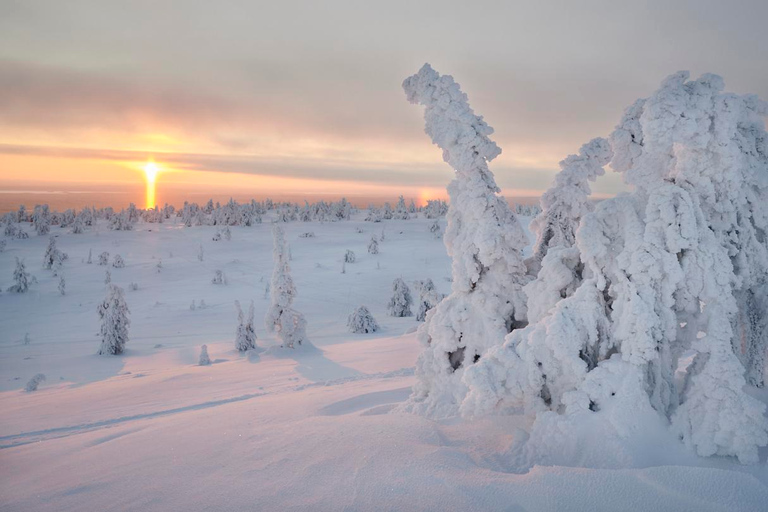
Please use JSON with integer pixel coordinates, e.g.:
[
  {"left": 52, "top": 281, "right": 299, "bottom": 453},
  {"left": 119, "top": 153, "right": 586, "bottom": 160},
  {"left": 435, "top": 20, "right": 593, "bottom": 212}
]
[{"left": 143, "top": 161, "right": 160, "bottom": 209}]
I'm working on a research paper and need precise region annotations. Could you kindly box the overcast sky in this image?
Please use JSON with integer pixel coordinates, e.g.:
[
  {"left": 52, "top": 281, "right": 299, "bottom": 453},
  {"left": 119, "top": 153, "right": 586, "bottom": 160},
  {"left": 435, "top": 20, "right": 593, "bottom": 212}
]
[{"left": 1, "top": 0, "right": 766, "bottom": 201}]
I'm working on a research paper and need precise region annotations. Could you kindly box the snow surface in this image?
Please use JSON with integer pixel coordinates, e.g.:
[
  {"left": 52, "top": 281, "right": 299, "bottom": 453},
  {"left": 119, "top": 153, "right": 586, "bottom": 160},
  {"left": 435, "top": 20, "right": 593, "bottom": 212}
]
[{"left": 1, "top": 215, "right": 767, "bottom": 511}]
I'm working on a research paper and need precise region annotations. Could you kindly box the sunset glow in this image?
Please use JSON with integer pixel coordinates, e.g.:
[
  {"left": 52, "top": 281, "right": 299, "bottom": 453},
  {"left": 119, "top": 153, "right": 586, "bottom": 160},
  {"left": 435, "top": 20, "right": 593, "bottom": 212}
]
[{"left": 144, "top": 161, "right": 159, "bottom": 209}]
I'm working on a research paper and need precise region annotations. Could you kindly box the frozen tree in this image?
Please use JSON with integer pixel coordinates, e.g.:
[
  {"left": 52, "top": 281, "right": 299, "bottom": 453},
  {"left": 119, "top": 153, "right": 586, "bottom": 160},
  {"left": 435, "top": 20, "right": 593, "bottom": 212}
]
[
  {"left": 212, "top": 270, "right": 227, "bottom": 285},
  {"left": 33, "top": 205, "right": 50, "bottom": 235},
  {"left": 344, "top": 250, "right": 356, "bottom": 263},
  {"left": 0, "top": 240, "right": 5, "bottom": 252},
  {"left": 368, "top": 236, "right": 379, "bottom": 254},
  {"left": 429, "top": 220, "right": 442, "bottom": 239},
  {"left": 234, "top": 300, "right": 258, "bottom": 352},
  {"left": 198, "top": 244, "right": 204, "bottom": 262},
  {"left": 348, "top": 305, "right": 380, "bottom": 334},
  {"left": 462, "top": 71, "right": 768, "bottom": 465},
  {"left": 7, "top": 258, "right": 35, "bottom": 293},
  {"left": 108, "top": 210, "right": 134, "bottom": 231},
  {"left": 387, "top": 278, "right": 413, "bottom": 317},
  {"left": 104, "top": 270, "right": 111, "bottom": 285},
  {"left": 401, "top": 64, "right": 531, "bottom": 417},
  {"left": 25, "top": 374, "right": 46, "bottom": 392},
  {"left": 58, "top": 275, "right": 66, "bottom": 295},
  {"left": 97, "top": 284, "right": 130, "bottom": 355},
  {"left": 528, "top": 137, "right": 612, "bottom": 270},
  {"left": 71, "top": 215, "right": 85, "bottom": 234},
  {"left": 199, "top": 345, "right": 211, "bottom": 365},
  {"left": 42, "top": 236, "right": 67, "bottom": 270},
  {"left": 223, "top": 226, "right": 232, "bottom": 241},
  {"left": 394, "top": 195, "right": 410, "bottom": 220},
  {"left": 415, "top": 279, "right": 441, "bottom": 322},
  {"left": 112, "top": 254, "right": 125, "bottom": 268},
  {"left": 98, "top": 251, "right": 110, "bottom": 266},
  {"left": 266, "top": 225, "right": 309, "bottom": 348},
  {"left": 86, "top": 249, "right": 93, "bottom": 264}
]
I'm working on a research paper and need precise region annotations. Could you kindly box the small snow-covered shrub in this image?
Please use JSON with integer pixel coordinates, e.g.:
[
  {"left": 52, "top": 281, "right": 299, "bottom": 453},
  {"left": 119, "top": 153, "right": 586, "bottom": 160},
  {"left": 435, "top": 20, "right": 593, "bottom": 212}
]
[
  {"left": 58, "top": 275, "right": 66, "bottom": 295},
  {"left": 25, "top": 373, "right": 46, "bottom": 392},
  {"left": 348, "top": 306, "right": 380, "bottom": 334},
  {"left": 98, "top": 251, "right": 110, "bottom": 266},
  {"left": 344, "top": 250, "right": 356, "bottom": 263},
  {"left": 234, "top": 300, "right": 257, "bottom": 352},
  {"left": 368, "top": 236, "right": 379, "bottom": 254},
  {"left": 198, "top": 244, "right": 204, "bottom": 261},
  {"left": 86, "top": 249, "right": 93, "bottom": 264},
  {"left": 112, "top": 254, "right": 125, "bottom": 268},
  {"left": 156, "top": 260, "right": 163, "bottom": 273},
  {"left": 97, "top": 284, "right": 130, "bottom": 355},
  {"left": 104, "top": 270, "right": 111, "bottom": 285},
  {"left": 7, "top": 258, "right": 35, "bottom": 293},
  {"left": 199, "top": 345, "right": 211, "bottom": 365},
  {"left": 299, "top": 232, "right": 315, "bottom": 238},
  {"left": 388, "top": 278, "right": 413, "bottom": 317},
  {"left": 129, "top": 282, "right": 138, "bottom": 291},
  {"left": 212, "top": 270, "right": 227, "bottom": 285}
]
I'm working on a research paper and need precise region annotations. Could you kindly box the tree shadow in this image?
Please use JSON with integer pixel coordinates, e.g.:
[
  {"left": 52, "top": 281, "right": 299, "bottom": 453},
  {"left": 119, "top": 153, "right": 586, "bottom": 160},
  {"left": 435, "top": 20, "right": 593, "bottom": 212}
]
[{"left": 266, "top": 342, "right": 360, "bottom": 382}]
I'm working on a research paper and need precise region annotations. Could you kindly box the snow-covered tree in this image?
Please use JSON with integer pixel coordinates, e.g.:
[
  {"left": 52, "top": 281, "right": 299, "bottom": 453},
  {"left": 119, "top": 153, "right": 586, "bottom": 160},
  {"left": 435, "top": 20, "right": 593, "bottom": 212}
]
[
  {"left": 528, "top": 137, "right": 612, "bottom": 270},
  {"left": 104, "top": 270, "right": 111, "bottom": 285},
  {"left": 199, "top": 345, "right": 211, "bottom": 365},
  {"left": 43, "top": 236, "right": 67, "bottom": 270},
  {"left": 33, "top": 205, "right": 50, "bottom": 235},
  {"left": 97, "top": 284, "right": 130, "bottom": 355},
  {"left": 86, "top": 249, "right": 93, "bottom": 264},
  {"left": 348, "top": 305, "right": 380, "bottom": 333},
  {"left": 387, "top": 278, "right": 413, "bottom": 317},
  {"left": 234, "top": 300, "right": 257, "bottom": 352},
  {"left": 7, "top": 258, "right": 35, "bottom": 293},
  {"left": 415, "top": 278, "right": 441, "bottom": 322},
  {"left": 266, "top": 225, "right": 309, "bottom": 348},
  {"left": 394, "top": 195, "right": 410, "bottom": 220},
  {"left": 462, "top": 71, "right": 768, "bottom": 465},
  {"left": 401, "top": 64, "right": 531, "bottom": 417},
  {"left": 344, "top": 250, "right": 356, "bottom": 263},
  {"left": 212, "top": 270, "right": 227, "bottom": 285},
  {"left": 109, "top": 210, "right": 134, "bottom": 231},
  {"left": 58, "top": 275, "right": 66, "bottom": 295},
  {"left": 198, "top": 244, "right": 204, "bottom": 262},
  {"left": 98, "top": 251, "right": 110, "bottom": 266},
  {"left": 112, "top": 254, "right": 125, "bottom": 268},
  {"left": 156, "top": 259, "right": 163, "bottom": 273},
  {"left": 429, "top": 220, "right": 441, "bottom": 239},
  {"left": 25, "top": 374, "right": 46, "bottom": 392},
  {"left": 368, "top": 236, "right": 379, "bottom": 254}
]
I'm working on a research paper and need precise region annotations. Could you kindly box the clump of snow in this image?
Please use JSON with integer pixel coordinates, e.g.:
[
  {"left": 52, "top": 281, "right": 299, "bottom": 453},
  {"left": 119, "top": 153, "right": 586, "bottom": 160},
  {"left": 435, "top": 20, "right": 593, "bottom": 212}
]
[
  {"left": 24, "top": 373, "right": 45, "bottom": 392},
  {"left": 198, "top": 345, "right": 211, "bottom": 365}
]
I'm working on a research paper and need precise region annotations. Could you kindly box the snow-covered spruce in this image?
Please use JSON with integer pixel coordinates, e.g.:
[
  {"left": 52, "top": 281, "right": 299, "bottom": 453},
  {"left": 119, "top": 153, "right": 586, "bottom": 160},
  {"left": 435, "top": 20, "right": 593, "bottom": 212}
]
[
  {"left": 368, "top": 236, "right": 379, "bottom": 254},
  {"left": 86, "top": 249, "right": 93, "bottom": 264},
  {"left": 199, "top": 345, "right": 211, "bottom": 365},
  {"left": 344, "top": 250, "right": 356, "bottom": 263},
  {"left": 98, "top": 251, "right": 109, "bottom": 266},
  {"left": 234, "top": 300, "right": 257, "bottom": 352},
  {"left": 387, "top": 278, "right": 413, "bottom": 317},
  {"left": 528, "top": 137, "right": 612, "bottom": 271},
  {"left": 348, "top": 306, "right": 380, "bottom": 334},
  {"left": 212, "top": 270, "right": 227, "bottom": 285},
  {"left": 266, "top": 225, "right": 309, "bottom": 348},
  {"left": 97, "top": 284, "right": 130, "bottom": 355},
  {"left": 112, "top": 254, "right": 125, "bottom": 268},
  {"left": 25, "top": 374, "right": 46, "bottom": 392},
  {"left": 7, "top": 258, "right": 35, "bottom": 293},
  {"left": 415, "top": 279, "right": 442, "bottom": 322},
  {"left": 43, "top": 236, "right": 67, "bottom": 270},
  {"left": 198, "top": 244, "right": 204, "bottom": 262},
  {"left": 462, "top": 71, "right": 768, "bottom": 465},
  {"left": 401, "top": 64, "right": 530, "bottom": 417},
  {"left": 58, "top": 275, "right": 66, "bottom": 295},
  {"left": 104, "top": 270, "right": 111, "bottom": 285}
]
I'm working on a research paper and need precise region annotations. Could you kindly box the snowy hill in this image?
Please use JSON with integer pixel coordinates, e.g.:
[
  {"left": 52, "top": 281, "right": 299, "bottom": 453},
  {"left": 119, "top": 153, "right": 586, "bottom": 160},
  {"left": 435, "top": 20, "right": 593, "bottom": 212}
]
[{"left": 1, "top": 215, "right": 767, "bottom": 511}]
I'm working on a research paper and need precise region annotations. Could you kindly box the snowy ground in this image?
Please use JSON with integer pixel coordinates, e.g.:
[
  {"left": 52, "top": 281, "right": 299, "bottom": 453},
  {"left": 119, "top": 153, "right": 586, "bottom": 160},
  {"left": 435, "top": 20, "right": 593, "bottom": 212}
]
[{"left": 1, "top": 215, "right": 767, "bottom": 511}]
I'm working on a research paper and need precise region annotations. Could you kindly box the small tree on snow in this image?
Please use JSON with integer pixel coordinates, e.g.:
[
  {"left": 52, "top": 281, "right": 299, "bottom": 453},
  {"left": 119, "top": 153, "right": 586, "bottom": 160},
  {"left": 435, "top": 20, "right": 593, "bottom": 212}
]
[
  {"left": 344, "top": 250, "right": 356, "bottom": 263},
  {"left": 7, "top": 258, "right": 35, "bottom": 293},
  {"left": 198, "top": 244, "right": 204, "bottom": 262},
  {"left": 415, "top": 279, "right": 441, "bottom": 322},
  {"left": 112, "top": 254, "right": 125, "bottom": 268},
  {"left": 266, "top": 225, "right": 309, "bottom": 348},
  {"left": 212, "top": 270, "right": 227, "bottom": 285},
  {"left": 25, "top": 374, "right": 46, "bottom": 392},
  {"left": 98, "top": 251, "right": 110, "bottom": 266},
  {"left": 104, "top": 270, "right": 111, "bottom": 285},
  {"left": 348, "top": 306, "right": 380, "bottom": 334},
  {"left": 234, "top": 300, "right": 257, "bottom": 351},
  {"left": 43, "top": 236, "right": 67, "bottom": 270},
  {"left": 58, "top": 275, "right": 66, "bottom": 295},
  {"left": 199, "top": 345, "right": 211, "bottom": 365},
  {"left": 388, "top": 278, "right": 413, "bottom": 317},
  {"left": 368, "top": 236, "right": 379, "bottom": 254},
  {"left": 86, "top": 249, "right": 93, "bottom": 264},
  {"left": 97, "top": 284, "right": 130, "bottom": 355},
  {"left": 156, "top": 259, "right": 163, "bottom": 273}
]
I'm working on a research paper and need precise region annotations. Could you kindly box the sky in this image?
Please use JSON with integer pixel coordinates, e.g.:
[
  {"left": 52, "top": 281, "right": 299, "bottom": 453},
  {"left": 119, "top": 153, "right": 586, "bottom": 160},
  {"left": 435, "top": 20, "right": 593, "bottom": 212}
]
[{"left": 1, "top": 0, "right": 767, "bottom": 208}]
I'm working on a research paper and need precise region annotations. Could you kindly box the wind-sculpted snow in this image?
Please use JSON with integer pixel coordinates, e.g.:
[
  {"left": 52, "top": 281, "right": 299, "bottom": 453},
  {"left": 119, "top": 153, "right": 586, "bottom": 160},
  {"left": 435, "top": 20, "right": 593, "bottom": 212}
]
[
  {"left": 463, "top": 71, "right": 768, "bottom": 465},
  {"left": 401, "top": 64, "right": 531, "bottom": 417}
]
